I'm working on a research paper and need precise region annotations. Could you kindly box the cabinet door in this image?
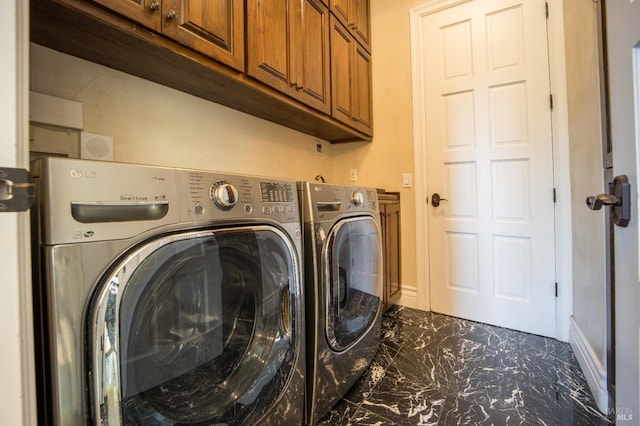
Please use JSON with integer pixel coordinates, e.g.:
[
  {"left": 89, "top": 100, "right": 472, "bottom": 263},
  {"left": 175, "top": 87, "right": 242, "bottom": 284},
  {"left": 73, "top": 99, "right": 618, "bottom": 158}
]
[
  {"left": 330, "top": 15, "right": 354, "bottom": 127},
  {"left": 330, "top": 0, "right": 350, "bottom": 26},
  {"left": 90, "top": 0, "right": 161, "bottom": 31},
  {"left": 352, "top": 0, "right": 370, "bottom": 51},
  {"left": 353, "top": 41, "right": 372, "bottom": 134},
  {"left": 330, "top": 15, "right": 372, "bottom": 135},
  {"left": 297, "top": 0, "right": 330, "bottom": 113},
  {"left": 329, "top": 0, "right": 370, "bottom": 51},
  {"left": 247, "top": 0, "right": 294, "bottom": 94},
  {"left": 162, "top": 0, "right": 244, "bottom": 71}
]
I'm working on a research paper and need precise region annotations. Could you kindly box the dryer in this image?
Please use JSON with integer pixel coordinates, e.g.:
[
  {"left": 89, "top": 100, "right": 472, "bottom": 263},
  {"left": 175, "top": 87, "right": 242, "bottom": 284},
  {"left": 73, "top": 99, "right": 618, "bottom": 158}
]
[
  {"left": 30, "top": 157, "right": 305, "bottom": 425},
  {"left": 299, "top": 182, "right": 383, "bottom": 425}
]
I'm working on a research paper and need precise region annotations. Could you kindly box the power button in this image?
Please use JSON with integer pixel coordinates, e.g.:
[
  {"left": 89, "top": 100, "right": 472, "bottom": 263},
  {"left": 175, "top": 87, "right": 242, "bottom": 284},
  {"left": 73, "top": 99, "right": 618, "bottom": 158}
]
[{"left": 193, "top": 204, "right": 205, "bottom": 216}]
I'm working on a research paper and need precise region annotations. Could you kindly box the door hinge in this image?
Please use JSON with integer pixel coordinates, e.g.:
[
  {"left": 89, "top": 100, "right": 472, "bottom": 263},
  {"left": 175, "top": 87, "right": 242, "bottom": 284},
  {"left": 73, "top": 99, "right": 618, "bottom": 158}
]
[
  {"left": 0, "top": 167, "right": 35, "bottom": 212},
  {"left": 555, "top": 282, "right": 558, "bottom": 297},
  {"left": 553, "top": 187, "right": 557, "bottom": 203},
  {"left": 545, "top": 2, "right": 549, "bottom": 19},
  {"left": 549, "top": 94, "right": 554, "bottom": 110}
]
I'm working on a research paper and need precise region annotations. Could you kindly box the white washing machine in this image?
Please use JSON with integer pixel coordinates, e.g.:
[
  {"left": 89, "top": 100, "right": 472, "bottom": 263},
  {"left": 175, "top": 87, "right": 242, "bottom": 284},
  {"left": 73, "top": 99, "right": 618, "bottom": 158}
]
[
  {"left": 299, "top": 182, "right": 383, "bottom": 425},
  {"left": 31, "top": 157, "right": 305, "bottom": 425}
]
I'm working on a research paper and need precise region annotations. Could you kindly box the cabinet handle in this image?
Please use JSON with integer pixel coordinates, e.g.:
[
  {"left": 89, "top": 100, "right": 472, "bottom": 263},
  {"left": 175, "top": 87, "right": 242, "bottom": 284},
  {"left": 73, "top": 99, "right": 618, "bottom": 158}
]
[
  {"left": 166, "top": 9, "right": 177, "bottom": 20},
  {"left": 148, "top": 1, "right": 160, "bottom": 11}
]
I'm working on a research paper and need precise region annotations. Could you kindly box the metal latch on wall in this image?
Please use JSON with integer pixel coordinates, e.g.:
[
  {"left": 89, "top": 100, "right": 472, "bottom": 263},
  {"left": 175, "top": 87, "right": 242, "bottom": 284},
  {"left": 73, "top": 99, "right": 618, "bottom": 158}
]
[{"left": 0, "top": 167, "right": 35, "bottom": 212}]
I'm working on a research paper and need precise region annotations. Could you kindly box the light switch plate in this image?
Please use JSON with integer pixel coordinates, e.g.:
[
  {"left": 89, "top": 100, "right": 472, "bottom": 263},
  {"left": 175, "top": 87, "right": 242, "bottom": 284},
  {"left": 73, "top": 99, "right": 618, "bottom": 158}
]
[{"left": 402, "top": 173, "right": 412, "bottom": 188}]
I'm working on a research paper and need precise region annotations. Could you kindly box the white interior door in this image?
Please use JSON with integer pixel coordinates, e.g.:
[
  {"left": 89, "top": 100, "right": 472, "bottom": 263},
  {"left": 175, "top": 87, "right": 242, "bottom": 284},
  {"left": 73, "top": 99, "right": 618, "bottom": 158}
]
[
  {"left": 420, "top": 0, "right": 556, "bottom": 337},
  {"left": 603, "top": 0, "right": 640, "bottom": 418}
]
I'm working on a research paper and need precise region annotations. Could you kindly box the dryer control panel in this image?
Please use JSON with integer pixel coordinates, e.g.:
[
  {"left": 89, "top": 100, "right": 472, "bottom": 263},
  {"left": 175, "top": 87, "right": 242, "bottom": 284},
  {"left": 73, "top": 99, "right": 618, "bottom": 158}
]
[{"left": 300, "top": 182, "right": 379, "bottom": 223}]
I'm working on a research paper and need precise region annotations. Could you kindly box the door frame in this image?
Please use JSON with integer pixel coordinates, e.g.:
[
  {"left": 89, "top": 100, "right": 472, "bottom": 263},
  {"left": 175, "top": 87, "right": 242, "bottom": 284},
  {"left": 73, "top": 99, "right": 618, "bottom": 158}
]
[
  {"left": 0, "top": 0, "right": 36, "bottom": 424},
  {"left": 410, "top": 0, "right": 572, "bottom": 341}
]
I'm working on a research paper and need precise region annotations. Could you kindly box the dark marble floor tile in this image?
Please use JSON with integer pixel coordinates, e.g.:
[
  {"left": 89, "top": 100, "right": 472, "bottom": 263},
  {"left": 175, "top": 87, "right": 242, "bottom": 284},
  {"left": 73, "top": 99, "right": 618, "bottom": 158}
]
[
  {"left": 316, "top": 399, "right": 359, "bottom": 426},
  {"left": 440, "top": 393, "right": 527, "bottom": 426},
  {"left": 348, "top": 407, "right": 398, "bottom": 425},
  {"left": 342, "top": 343, "right": 396, "bottom": 406},
  {"left": 319, "top": 306, "right": 610, "bottom": 426},
  {"left": 520, "top": 357, "right": 609, "bottom": 425},
  {"left": 518, "top": 332, "right": 578, "bottom": 366},
  {"left": 360, "top": 369, "right": 446, "bottom": 425}
]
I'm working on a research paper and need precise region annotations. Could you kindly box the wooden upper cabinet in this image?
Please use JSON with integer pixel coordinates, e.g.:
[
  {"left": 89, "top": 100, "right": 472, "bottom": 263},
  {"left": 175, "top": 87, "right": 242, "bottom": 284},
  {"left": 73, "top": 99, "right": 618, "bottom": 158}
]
[
  {"left": 246, "top": 0, "right": 292, "bottom": 94},
  {"left": 247, "top": 0, "right": 330, "bottom": 114},
  {"left": 353, "top": 41, "right": 372, "bottom": 133},
  {"left": 329, "top": 0, "right": 370, "bottom": 51},
  {"left": 90, "top": 0, "right": 162, "bottom": 31},
  {"left": 330, "top": 15, "right": 372, "bottom": 135},
  {"left": 162, "top": 1, "right": 244, "bottom": 72},
  {"left": 84, "top": 0, "right": 244, "bottom": 71}
]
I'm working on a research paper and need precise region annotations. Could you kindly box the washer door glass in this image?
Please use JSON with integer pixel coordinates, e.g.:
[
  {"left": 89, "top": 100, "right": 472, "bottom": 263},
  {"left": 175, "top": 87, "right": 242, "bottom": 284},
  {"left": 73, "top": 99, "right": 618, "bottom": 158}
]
[
  {"left": 89, "top": 226, "right": 299, "bottom": 425},
  {"left": 325, "top": 217, "right": 382, "bottom": 351}
]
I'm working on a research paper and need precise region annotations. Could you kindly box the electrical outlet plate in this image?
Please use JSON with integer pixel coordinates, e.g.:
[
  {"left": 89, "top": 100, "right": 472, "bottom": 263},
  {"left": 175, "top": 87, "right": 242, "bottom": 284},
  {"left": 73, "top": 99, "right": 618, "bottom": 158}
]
[{"left": 349, "top": 169, "right": 358, "bottom": 181}]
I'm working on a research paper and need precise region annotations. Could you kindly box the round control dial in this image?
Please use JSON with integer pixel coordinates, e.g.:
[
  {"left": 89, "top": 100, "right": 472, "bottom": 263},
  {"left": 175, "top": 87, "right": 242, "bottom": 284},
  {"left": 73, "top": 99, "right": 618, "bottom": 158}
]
[
  {"left": 210, "top": 180, "right": 238, "bottom": 210},
  {"left": 351, "top": 191, "right": 364, "bottom": 206}
]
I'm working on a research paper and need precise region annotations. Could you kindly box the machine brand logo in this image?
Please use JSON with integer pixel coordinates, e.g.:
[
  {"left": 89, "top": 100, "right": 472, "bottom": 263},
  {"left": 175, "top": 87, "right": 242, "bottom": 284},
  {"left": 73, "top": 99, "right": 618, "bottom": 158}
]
[{"left": 70, "top": 169, "right": 97, "bottom": 179}]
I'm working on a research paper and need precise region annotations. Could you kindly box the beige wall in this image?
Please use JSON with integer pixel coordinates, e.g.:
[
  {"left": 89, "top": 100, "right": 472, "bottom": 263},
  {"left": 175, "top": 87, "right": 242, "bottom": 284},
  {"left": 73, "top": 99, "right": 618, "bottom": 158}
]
[
  {"left": 563, "top": 0, "right": 607, "bottom": 373},
  {"left": 333, "top": 0, "right": 427, "bottom": 304},
  {"left": 31, "top": 7, "right": 424, "bottom": 306},
  {"left": 30, "top": 44, "right": 334, "bottom": 182}
]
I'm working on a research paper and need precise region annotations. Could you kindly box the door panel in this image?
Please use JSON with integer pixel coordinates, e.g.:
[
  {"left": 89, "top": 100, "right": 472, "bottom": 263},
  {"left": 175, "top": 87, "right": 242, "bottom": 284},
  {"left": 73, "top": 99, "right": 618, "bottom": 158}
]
[
  {"left": 246, "top": 0, "right": 291, "bottom": 88},
  {"left": 604, "top": 0, "right": 640, "bottom": 417},
  {"left": 330, "top": 16, "right": 354, "bottom": 124},
  {"left": 353, "top": 42, "right": 372, "bottom": 133},
  {"left": 298, "top": 0, "right": 331, "bottom": 113},
  {"left": 163, "top": 0, "right": 245, "bottom": 71},
  {"left": 422, "top": 0, "right": 556, "bottom": 336}
]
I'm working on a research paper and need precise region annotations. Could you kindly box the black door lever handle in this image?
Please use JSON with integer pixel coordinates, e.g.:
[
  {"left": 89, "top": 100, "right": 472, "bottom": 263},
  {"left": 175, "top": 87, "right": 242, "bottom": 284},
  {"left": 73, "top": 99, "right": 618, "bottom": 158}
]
[
  {"left": 585, "top": 193, "right": 620, "bottom": 210},
  {"left": 586, "top": 175, "right": 631, "bottom": 227},
  {"left": 431, "top": 193, "right": 448, "bottom": 207}
]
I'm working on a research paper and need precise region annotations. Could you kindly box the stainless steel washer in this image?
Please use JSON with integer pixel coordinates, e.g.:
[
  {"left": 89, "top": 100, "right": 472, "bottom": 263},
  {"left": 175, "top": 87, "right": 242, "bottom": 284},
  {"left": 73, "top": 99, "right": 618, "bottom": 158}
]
[
  {"left": 299, "top": 182, "right": 383, "bottom": 425},
  {"left": 31, "top": 157, "right": 305, "bottom": 425}
]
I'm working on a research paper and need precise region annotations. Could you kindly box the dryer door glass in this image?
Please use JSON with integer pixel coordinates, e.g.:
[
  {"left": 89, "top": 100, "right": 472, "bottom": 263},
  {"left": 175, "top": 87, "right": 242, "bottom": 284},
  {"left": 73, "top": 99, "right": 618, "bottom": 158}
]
[
  {"left": 325, "top": 216, "right": 382, "bottom": 351},
  {"left": 89, "top": 226, "right": 299, "bottom": 425}
]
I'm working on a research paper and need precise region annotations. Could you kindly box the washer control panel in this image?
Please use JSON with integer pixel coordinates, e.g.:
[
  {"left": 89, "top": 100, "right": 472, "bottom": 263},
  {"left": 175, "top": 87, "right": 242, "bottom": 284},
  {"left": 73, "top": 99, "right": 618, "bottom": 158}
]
[
  {"left": 210, "top": 180, "right": 238, "bottom": 210},
  {"left": 177, "top": 169, "right": 299, "bottom": 223}
]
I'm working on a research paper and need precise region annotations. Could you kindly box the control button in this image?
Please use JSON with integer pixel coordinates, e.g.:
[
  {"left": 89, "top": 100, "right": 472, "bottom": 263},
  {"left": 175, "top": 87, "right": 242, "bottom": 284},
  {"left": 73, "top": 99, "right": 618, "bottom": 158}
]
[
  {"left": 352, "top": 191, "right": 364, "bottom": 206},
  {"left": 193, "top": 204, "right": 205, "bottom": 216},
  {"left": 244, "top": 204, "right": 253, "bottom": 214},
  {"left": 210, "top": 180, "right": 238, "bottom": 210}
]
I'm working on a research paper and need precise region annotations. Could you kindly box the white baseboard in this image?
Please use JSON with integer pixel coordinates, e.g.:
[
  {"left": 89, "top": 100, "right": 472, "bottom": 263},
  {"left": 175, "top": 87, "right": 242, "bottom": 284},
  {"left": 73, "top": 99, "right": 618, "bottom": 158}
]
[
  {"left": 397, "top": 285, "right": 419, "bottom": 310},
  {"left": 569, "top": 316, "right": 609, "bottom": 413}
]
